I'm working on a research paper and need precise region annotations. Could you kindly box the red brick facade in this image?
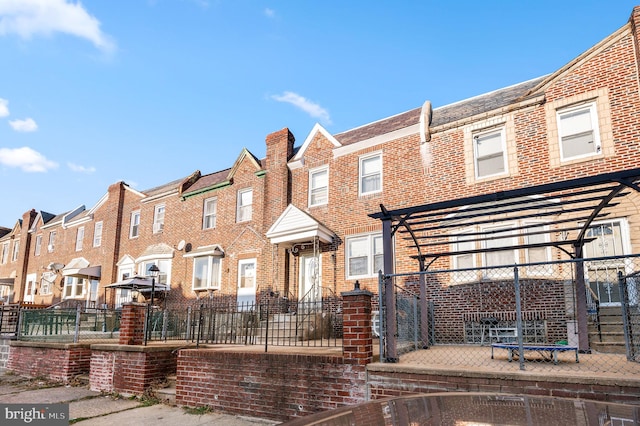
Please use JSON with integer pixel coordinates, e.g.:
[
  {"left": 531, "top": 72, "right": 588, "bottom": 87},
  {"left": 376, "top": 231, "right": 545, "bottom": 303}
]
[{"left": 7, "top": 342, "right": 91, "bottom": 382}]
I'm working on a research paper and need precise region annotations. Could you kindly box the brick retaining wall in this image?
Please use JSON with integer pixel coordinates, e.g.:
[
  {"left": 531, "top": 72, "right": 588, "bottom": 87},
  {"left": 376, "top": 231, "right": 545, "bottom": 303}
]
[
  {"left": 176, "top": 349, "right": 367, "bottom": 421},
  {"left": 366, "top": 364, "right": 640, "bottom": 406},
  {"left": 7, "top": 341, "right": 91, "bottom": 382},
  {"left": 89, "top": 344, "right": 179, "bottom": 395}
]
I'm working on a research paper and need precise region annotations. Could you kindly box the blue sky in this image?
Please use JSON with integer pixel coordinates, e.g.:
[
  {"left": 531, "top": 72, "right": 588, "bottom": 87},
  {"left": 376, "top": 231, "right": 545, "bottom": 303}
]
[{"left": 0, "top": 0, "right": 638, "bottom": 227}]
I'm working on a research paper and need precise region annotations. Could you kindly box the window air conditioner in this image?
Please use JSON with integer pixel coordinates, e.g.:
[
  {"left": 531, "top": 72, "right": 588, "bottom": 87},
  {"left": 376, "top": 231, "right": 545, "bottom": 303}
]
[
  {"left": 47, "top": 244, "right": 54, "bottom": 252},
  {"left": 153, "top": 223, "right": 164, "bottom": 233}
]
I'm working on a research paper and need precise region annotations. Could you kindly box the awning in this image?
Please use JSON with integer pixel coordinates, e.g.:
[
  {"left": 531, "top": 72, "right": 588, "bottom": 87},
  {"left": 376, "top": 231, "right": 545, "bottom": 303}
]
[
  {"left": 104, "top": 276, "right": 169, "bottom": 292},
  {"left": 183, "top": 244, "right": 224, "bottom": 258},
  {"left": 0, "top": 277, "right": 14, "bottom": 286},
  {"left": 77, "top": 265, "right": 101, "bottom": 278},
  {"left": 266, "top": 204, "right": 335, "bottom": 245}
]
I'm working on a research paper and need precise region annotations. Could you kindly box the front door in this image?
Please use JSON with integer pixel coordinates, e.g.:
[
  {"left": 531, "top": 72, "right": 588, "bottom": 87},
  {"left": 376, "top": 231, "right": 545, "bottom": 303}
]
[
  {"left": 237, "top": 258, "right": 256, "bottom": 309},
  {"left": 299, "top": 255, "right": 321, "bottom": 304},
  {"left": 584, "top": 220, "right": 631, "bottom": 306},
  {"left": 24, "top": 273, "right": 36, "bottom": 303}
]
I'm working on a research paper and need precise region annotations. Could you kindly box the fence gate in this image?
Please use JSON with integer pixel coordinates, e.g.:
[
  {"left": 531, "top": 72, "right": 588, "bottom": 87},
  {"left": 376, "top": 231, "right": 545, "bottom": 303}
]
[{"left": 619, "top": 270, "right": 640, "bottom": 362}]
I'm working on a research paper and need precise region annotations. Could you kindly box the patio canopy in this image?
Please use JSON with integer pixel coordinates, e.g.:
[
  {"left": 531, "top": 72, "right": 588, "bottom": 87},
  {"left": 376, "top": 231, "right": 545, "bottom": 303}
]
[
  {"left": 370, "top": 167, "right": 640, "bottom": 269},
  {"left": 0, "top": 277, "right": 14, "bottom": 286},
  {"left": 104, "top": 276, "right": 169, "bottom": 292}
]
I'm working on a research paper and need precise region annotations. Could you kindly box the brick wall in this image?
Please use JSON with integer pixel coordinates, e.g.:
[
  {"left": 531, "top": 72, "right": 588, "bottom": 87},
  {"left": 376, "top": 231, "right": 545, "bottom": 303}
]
[
  {"left": 366, "top": 365, "right": 640, "bottom": 406},
  {"left": 89, "top": 345, "right": 178, "bottom": 395},
  {"left": 118, "top": 303, "right": 146, "bottom": 345},
  {"left": 176, "top": 350, "right": 367, "bottom": 421},
  {"left": 7, "top": 342, "right": 91, "bottom": 382}
]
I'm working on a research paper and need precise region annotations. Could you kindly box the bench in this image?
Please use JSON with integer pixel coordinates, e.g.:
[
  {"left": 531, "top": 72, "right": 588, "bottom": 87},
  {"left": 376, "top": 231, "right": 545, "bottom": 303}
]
[{"left": 491, "top": 343, "right": 579, "bottom": 365}]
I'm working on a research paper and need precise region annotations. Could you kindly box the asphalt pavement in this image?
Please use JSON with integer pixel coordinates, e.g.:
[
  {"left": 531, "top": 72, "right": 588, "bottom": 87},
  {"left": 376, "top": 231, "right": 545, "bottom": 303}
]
[{"left": 0, "top": 371, "right": 279, "bottom": 425}]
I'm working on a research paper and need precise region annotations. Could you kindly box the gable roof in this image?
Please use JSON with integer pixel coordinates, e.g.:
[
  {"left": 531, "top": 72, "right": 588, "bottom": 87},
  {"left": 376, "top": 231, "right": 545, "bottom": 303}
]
[{"left": 266, "top": 204, "right": 334, "bottom": 245}]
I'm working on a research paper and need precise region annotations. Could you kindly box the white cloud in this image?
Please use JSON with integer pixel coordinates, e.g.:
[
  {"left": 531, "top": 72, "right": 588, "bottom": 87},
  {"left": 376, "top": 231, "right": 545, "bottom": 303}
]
[
  {"left": 0, "top": 146, "right": 58, "bottom": 172},
  {"left": 271, "top": 91, "right": 332, "bottom": 124},
  {"left": 264, "top": 8, "right": 275, "bottom": 18},
  {"left": 0, "top": 98, "right": 8, "bottom": 117},
  {"left": 0, "top": 0, "right": 115, "bottom": 52},
  {"left": 67, "top": 162, "right": 96, "bottom": 173},
  {"left": 9, "top": 117, "right": 37, "bottom": 132}
]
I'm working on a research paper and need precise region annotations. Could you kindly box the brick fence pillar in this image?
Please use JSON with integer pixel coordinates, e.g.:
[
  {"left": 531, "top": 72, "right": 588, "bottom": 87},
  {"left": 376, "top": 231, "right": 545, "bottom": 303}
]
[
  {"left": 341, "top": 283, "right": 373, "bottom": 365},
  {"left": 118, "top": 303, "right": 147, "bottom": 345}
]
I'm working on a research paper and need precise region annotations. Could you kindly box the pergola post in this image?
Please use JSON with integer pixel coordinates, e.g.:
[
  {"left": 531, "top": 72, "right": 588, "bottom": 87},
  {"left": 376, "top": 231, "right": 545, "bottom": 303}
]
[
  {"left": 573, "top": 244, "right": 591, "bottom": 353},
  {"left": 383, "top": 217, "right": 398, "bottom": 362}
]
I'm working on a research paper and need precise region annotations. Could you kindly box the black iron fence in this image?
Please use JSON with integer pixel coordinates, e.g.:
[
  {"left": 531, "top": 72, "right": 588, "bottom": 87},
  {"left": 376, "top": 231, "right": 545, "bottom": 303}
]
[{"left": 146, "top": 297, "right": 343, "bottom": 349}]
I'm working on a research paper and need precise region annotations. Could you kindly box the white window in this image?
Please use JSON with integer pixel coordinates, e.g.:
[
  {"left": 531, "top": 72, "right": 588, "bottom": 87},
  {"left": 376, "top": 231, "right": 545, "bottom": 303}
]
[
  {"left": 63, "top": 276, "right": 84, "bottom": 299},
  {"left": 557, "top": 102, "right": 601, "bottom": 160},
  {"left": 75, "top": 227, "right": 84, "bottom": 251},
  {"left": 0, "top": 242, "right": 8, "bottom": 264},
  {"left": 237, "top": 188, "right": 253, "bottom": 223},
  {"left": 153, "top": 204, "right": 165, "bottom": 233},
  {"left": 482, "top": 225, "right": 517, "bottom": 278},
  {"left": 93, "top": 221, "right": 103, "bottom": 247},
  {"left": 48, "top": 231, "right": 56, "bottom": 252},
  {"left": 238, "top": 259, "right": 256, "bottom": 290},
  {"left": 346, "top": 233, "right": 383, "bottom": 278},
  {"left": 11, "top": 240, "right": 19, "bottom": 261},
  {"left": 309, "top": 167, "right": 328, "bottom": 207},
  {"left": 203, "top": 198, "right": 217, "bottom": 229},
  {"left": 524, "top": 223, "right": 551, "bottom": 273},
  {"left": 452, "top": 230, "right": 476, "bottom": 283},
  {"left": 359, "top": 153, "right": 382, "bottom": 195},
  {"left": 473, "top": 128, "right": 506, "bottom": 178},
  {"left": 40, "top": 272, "right": 56, "bottom": 295},
  {"left": 130, "top": 211, "right": 140, "bottom": 238},
  {"left": 193, "top": 256, "right": 222, "bottom": 290},
  {"left": 141, "top": 259, "right": 170, "bottom": 285},
  {"left": 34, "top": 235, "right": 42, "bottom": 256}
]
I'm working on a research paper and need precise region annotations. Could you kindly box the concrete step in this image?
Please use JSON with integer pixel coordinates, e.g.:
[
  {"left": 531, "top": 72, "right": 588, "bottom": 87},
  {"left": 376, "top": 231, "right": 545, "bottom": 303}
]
[
  {"left": 156, "top": 375, "right": 176, "bottom": 406},
  {"left": 590, "top": 341, "right": 628, "bottom": 354}
]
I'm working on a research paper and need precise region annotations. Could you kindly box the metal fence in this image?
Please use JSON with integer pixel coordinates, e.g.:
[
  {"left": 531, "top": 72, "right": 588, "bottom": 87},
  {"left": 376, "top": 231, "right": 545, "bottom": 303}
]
[
  {"left": 14, "top": 296, "right": 344, "bottom": 350},
  {"left": 146, "top": 297, "right": 343, "bottom": 349},
  {"left": 18, "top": 305, "right": 121, "bottom": 343},
  {"left": 379, "top": 255, "right": 640, "bottom": 376}
]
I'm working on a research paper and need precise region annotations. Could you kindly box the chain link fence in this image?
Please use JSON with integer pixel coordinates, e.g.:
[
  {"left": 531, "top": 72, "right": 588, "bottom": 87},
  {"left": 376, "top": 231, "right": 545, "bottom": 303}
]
[{"left": 379, "top": 255, "right": 640, "bottom": 376}]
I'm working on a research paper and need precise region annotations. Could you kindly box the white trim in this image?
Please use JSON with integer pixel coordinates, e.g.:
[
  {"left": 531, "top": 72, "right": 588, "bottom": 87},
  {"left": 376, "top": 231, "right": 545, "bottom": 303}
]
[
  {"left": 308, "top": 165, "right": 329, "bottom": 207},
  {"left": 557, "top": 101, "right": 601, "bottom": 162},
  {"left": 333, "top": 124, "right": 419, "bottom": 159},
  {"left": 291, "top": 123, "right": 342, "bottom": 163},
  {"left": 358, "top": 151, "right": 383, "bottom": 196}
]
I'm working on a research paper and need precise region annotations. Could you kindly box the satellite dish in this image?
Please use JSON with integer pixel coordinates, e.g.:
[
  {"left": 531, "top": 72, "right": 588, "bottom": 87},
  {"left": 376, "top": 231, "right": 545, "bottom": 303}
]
[
  {"left": 48, "top": 262, "right": 65, "bottom": 272},
  {"left": 177, "top": 240, "right": 186, "bottom": 251}
]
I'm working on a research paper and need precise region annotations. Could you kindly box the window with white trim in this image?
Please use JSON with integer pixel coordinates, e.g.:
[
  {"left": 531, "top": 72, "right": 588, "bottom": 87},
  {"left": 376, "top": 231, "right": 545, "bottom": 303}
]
[
  {"left": 130, "top": 211, "right": 140, "bottom": 238},
  {"left": 63, "top": 276, "right": 84, "bottom": 299},
  {"left": 48, "top": 231, "right": 56, "bottom": 252},
  {"left": 0, "top": 242, "right": 8, "bottom": 264},
  {"left": 346, "top": 233, "right": 383, "bottom": 279},
  {"left": 34, "top": 235, "right": 42, "bottom": 256},
  {"left": 524, "top": 223, "right": 552, "bottom": 275},
  {"left": 452, "top": 230, "right": 475, "bottom": 283},
  {"left": 153, "top": 204, "right": 165, "bottom": 233},
  {"left": 237, "top": 188, "right": 253, "bottom": 223},
  {"left": 238, "top": 258, "right": 256, "bottom": 290},
  {"left": 203, "top": 198, "right": 217, "bottom": 229},
  {"left": 11, "top": 240, "right": 19, "bottom": 261},
  {"left": 482, "top": 225, "right": 517, "bottom": 278},
  {"left": 309, "top": 166, "right": 328, "bottom": 207},
  {"left": 473, "top": 128, "right": 507, "bottom": 178},
  {"left": 557, "top": 102, "right": 601, "bottom": 160},
  {"left": 75, "top": 227, "right": 84, "bottom": 251},
  {"left": 93, "top": 221, "right": 103, "bottom": 247},
  {"left": 193, "top": 256, "right": 222, "bottom": 290},
  {"left": 359, "top": 153, "right": 382, "bottom": 195},
  {"left": 140, "top": 259, "right": 170, "bottom": 285},
  {"left": 40, "top": 272, "right": 56, "bottom": 295}
]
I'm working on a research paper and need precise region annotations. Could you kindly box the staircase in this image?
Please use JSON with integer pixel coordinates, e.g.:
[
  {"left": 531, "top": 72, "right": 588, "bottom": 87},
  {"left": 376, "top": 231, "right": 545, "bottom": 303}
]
[
  {"left": 588, "top": 306, "right": 627, "bottom": 354},
  {"left": 155, "top": 374, "right": 176, "bottom": 405}
]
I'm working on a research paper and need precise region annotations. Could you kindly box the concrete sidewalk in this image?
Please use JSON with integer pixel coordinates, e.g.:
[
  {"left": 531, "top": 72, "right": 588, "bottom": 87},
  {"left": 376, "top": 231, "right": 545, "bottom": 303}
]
[{"left": 0, "top": 373, "right": 278, "bottom": 425}]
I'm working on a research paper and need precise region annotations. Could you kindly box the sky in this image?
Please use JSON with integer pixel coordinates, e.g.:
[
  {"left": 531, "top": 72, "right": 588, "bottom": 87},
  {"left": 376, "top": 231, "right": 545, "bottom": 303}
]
[{"left": 0, "top": 0, "right": 638, "bottom": 227}]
